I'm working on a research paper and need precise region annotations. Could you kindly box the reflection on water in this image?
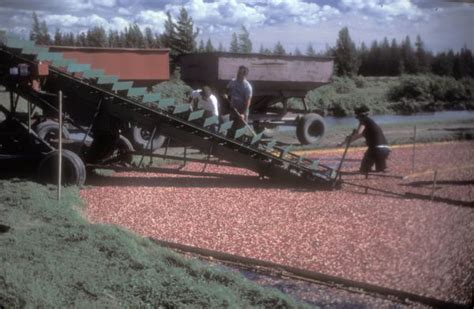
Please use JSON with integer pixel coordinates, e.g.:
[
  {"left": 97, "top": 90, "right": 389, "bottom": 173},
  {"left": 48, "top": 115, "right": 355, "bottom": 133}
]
[{"left": 324, "top": 110, "right": 474, "bottom": 127}]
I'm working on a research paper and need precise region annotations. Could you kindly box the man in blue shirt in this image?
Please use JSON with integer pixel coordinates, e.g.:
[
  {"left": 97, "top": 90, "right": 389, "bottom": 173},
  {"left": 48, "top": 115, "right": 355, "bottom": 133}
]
[{"left": 225, "top": 65, "right": 252, "bottom": 128}]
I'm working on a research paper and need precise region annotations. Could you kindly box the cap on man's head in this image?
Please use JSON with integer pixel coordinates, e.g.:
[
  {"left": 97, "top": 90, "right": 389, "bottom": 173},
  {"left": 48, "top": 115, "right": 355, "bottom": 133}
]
[
  {"left": 354, "top": 105, "right": 370, "bottom": 116},
  {"left": 201, "top": 86, "right": 212, "bottom": 98}
]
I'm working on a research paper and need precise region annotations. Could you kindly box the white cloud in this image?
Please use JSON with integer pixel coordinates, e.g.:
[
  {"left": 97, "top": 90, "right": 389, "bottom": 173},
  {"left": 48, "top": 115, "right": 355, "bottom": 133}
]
[
  {"left": 92, "top": 0, "right": 117, "bottom": 7},
  {"left": 137, "top": 10, "right": 168, "bottom": 32},
  {"left": 339, "top": 0, "right": 423, "bottom": 20}
]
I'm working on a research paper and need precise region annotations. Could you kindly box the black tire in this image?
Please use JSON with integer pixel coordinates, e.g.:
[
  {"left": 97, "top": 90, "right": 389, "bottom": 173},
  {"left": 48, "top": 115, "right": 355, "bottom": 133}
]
[
  {"left": 37, "top": 149, "right": 86, "bottom": 186},
  {"left": 131, "top": 125, "right": 166, "bottom": 150},
  {"left": 296, "top": 113, "right": 326, "bottom": 145},
  {"left": 111, "top": 135, "right": 134, "bottom": 164},
  {"left": 35, "top": 121, "right": 70, "bottom": 144}
]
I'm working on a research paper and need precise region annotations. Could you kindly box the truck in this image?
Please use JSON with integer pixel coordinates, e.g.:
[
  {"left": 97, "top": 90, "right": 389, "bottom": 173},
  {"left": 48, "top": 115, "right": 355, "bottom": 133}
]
[{"left": 179, "top": 52, "right": 334, "bottom": 145}]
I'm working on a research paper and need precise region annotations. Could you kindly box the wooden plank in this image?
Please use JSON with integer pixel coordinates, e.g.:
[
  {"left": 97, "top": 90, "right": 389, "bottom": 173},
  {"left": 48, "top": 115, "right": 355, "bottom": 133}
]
[
  {"left": 97, "top": 75, "right": 119, "bottom": 84},
  {"left": 83, "top": 69, "right": 105, "bottom": 78},
  {"left": 38, "top": 52, "right": 64, "bottom": 61},
  {"left": 188, "top": 109, "right": 205, "bottom": 121},
  {"left": 203, "top": 115, "right": 219, "bottom": 128},
  {"left": 234, "top": 127, "right": 247, "bottom": 139},
  {"left": 172, "top": 104, "right": 190, "bottom": 114},
  {"left": 157, "top": 98, "right": 175, "bottom": 108},
  {"left": 66, "top": 63, "right": 91, "bottom": 73},
  {"left": 127, "top": 87, "right": 147, "bottom": 97},
  {"left": 112, "top": 81, "right": 134, "bottom": 91},
  {"left": 219, "top": 121, "right": 233, "bottom": 133},
  {"left": 250, "top": 132, "right": 264, "bottom": 145},
  {"left": 142, "top": 93, "right": 161, "bottom": 103}
]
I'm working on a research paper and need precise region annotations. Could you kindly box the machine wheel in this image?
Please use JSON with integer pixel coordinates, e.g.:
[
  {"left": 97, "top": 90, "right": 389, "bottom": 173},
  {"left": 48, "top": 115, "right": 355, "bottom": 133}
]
[
  {"left": 37, "top": 149, "right": 86, "bottom": 186},
  {"left": 131, "top": 125, "right": 166, "bottom": 151},
  {"left": 108, "top": 135, "right": 134, "bottom": 165},
  {"left": 296, "top": 113, "right": 326, "bottom": 145},
  {"left": 35, "top": 120, "right": 70, "bottom": 144}
]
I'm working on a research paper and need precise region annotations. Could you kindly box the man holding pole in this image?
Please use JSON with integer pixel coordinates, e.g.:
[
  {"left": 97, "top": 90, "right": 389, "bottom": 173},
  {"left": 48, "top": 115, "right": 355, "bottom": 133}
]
[
  {"left": 225, "top": 65, "right": 252, "bottom": 130},
  {"left": 339, "top": 105, "right": 390, "bottom": 173}
]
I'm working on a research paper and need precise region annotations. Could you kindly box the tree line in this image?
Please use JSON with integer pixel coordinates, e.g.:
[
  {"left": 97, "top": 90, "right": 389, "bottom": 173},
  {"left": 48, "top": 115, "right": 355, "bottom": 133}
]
[
  {"left": 30, "top": 10, "right": 473, "bottom": 79},
  {"left": 334, "top": 27, "right": 474, "bottom": 79}
]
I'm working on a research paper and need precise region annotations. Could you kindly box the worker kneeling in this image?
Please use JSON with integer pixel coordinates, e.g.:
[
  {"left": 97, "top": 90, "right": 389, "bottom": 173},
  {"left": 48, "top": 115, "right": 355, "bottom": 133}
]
[
  {"left": 189, "top": 86, "right": 219, "bottom": 132},
  {"left": 339, "top": 106, "right": 390, "bottom": 173}
]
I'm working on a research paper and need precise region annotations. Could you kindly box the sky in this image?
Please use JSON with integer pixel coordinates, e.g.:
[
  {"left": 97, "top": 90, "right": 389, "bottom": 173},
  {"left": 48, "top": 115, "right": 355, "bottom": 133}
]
[{"left": 0, "top": 0, "right": 473, "bottom": 53}]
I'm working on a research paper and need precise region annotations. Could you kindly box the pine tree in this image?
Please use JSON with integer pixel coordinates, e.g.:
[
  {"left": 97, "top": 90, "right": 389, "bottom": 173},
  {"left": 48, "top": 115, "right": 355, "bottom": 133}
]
[
  {"left": 124, "top": 24, "right": 145, "bottom": 48},
  {"left": 358, "top": 42, "right": 369, "bottom": 75},
  {"left": 87, "top": 26, "right": 108, "bottom": 47},
  {"left": 144, "top": 27, "right": 155, "bottom": 48},
  {"left": 306, "top": 43, "right": 316, "bottom": 56},
  {"left": 54, "top": 28, "right": 62, "bottom": 45},
  {"left": 333, "top": 27, "right": 359, "bottom": 76},
  {"left": 273, "top": 41, "right": 286, "bottom": 55},
  {"left": 294, "top": 47, "right": 302, "bottom": 56},
  {"left": 229, "top": 32, "right": 239, "bottom": 52},
  {"left": 174, "top": 7, "right": 199, "bottom": 54},
  {"left": 389, "top": 38, "right": 402, "bottom": 76},
  {"left": 415, "top": 35, "right": 429, "bottom": 73},
  {"left": 401, "top": 36, "right": 418, "bottom": 74},
  {"left": 205, "top": 38, "right": 215, "bottom": 52},
  {"left": 238, "top": 25, "right": 252, "bottom": 53},
  {"left": 218, "top": 42, "right": 225, "bottom": 52},
  {"left": 198, "top": 39, "right": 205, "bottom": 52},
  {"left": 30, "top": 12, "right": 51, "bottom": 45}
]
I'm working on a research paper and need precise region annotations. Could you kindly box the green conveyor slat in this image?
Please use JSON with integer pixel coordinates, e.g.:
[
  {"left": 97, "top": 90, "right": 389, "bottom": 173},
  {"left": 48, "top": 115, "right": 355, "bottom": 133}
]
[
  {"left": 22, "top": 46, "right": 49, "bottom": 55},
  {"left": 83, "top": 69, "right": 105, "bottom": 78},
  {"left": 188, "top": 109, "right": 205, "bottom": 121},
  {"left": 128, "top": 87, "right": 147, "bottom": 97},
  {"left": 329, "top": 168, "right": 337, "bottom": 179},
  {"left": 219, "top": 121, "right": 233, "bottom": 133},
  {"left": 250, "top": 132, "right": 264, "bottom": 145},
  {"left": 67, "top": 63, "right": 91, "bottom": 73},
  {"left": 52, "top": 58, "right": 75, "bottom": 67},
  {"left": 279, "top": 145, "right": 292, "bottom": 157},
  {"left": 203, "top": 115, "right": 219, "bottom": 127},
  {"left": 310, "top": 160, "right": 319, "bottom": 170},
  {"left": 221, "top": 114, "right": 230, "bottom": 123},
  {"left": 97, "top": 75, "right": 118, "bottom": 84},
  {"left": 38, "top": 52, "right": 64, "bottom": 61},
  {"left": 157, "top": 98, "right": 175, "bottom": 108},
  {"left": 265, "top": 140, "right": 276, "bottom": 149},
  {"left": 112, "top": 81, "right": 133, "bottom": 91},
  {"left": 297, "top": 156, "right": 305, "bottom": 165},
  {"left": 5, "top": 38, "right": 35, "bottom": 49},
  {"left": 234, "top": 127, "right": 247, "bottom": 139},
  {"left": 142, "top": 93, "right": 161, "bottom": 103},
  {"left": 172, "top": 104, "right": 190, "bottom": 114}
]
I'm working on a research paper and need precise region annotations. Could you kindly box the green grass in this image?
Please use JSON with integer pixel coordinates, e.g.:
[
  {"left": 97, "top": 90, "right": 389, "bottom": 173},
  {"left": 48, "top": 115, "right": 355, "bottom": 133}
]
[
  {"left": 0, "top": 180, "right": 309, "bottom": 308},
  {"left": 300, "top": 75, "right": 474, "bottom": 117}
]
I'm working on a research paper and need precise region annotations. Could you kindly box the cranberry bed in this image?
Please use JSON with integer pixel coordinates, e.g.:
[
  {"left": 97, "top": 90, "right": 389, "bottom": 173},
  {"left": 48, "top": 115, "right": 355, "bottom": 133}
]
[{"left": 81, "top": 141, "right": 474, "bottom": 304}]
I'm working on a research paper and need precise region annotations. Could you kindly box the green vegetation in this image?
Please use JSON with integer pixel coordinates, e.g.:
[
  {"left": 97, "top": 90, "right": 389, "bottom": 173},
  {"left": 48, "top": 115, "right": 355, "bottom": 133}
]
[
  {"left": 0, "top": 180, "right": 308, "bottom": 307},
  {"left": 302, "top": 75, "right": 474, "bottom": 117}
]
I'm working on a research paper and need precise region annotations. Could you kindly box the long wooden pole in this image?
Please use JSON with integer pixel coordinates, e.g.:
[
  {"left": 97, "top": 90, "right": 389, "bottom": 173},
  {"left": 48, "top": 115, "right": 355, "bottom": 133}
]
[
  {"left": 411, "top": 125, "right": 417, "bottom": 173},
  {"left": 57, "top": 90, "right": 63, "bottom": 201}
]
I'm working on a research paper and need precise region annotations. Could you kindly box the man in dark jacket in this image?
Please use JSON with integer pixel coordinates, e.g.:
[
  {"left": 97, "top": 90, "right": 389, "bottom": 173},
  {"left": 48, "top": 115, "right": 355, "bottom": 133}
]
[{"left": 339, "top": 106, "right": 390, "bottom": 173}]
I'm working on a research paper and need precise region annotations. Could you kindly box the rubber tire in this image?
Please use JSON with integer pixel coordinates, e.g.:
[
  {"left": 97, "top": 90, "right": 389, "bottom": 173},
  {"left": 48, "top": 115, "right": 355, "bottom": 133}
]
[
  {"left": 35, "top": 121, "right": 70, "bottom": 143},
  {"left": 37, "top": 149, "right": 86, "bottom": 186},
  {"left": 296, "top": 113, "right": 326, "bottom": 145},
  {"left": 131, "top": 125, "right": 166, "bottom": 150},
  {"left": 114, "top": 135, "right": 134, "bottom": 164}
]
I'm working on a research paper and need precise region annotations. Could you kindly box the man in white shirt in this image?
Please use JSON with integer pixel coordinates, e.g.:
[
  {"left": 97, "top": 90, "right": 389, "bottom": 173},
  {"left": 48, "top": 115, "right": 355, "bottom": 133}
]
[{"left": 189, "top": 86, "right": 219, "bottom": 117}]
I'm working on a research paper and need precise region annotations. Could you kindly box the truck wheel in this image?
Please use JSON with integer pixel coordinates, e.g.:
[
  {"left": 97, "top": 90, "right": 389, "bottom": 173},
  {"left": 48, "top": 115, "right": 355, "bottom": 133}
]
[
  {"left": 35, "top": 121, "right": 70, "bottom": 144},
  {"left": 296, "top": 113, "right": 326, "bottom": 145},
  {"left": 37, "top": 149, "right": 86, "bottom": 186},
  {"left": 111, "top": 135, "right": 134, "bottom": 164},
  {"left": 131, "top": 125, "right": 166, "bottom": 150}
]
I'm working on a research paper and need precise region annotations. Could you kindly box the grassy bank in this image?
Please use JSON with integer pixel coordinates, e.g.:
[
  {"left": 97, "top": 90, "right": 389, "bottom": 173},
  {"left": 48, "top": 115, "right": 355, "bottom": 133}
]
[
  {"left": 300, "top": 75, "right": 474, "bottom": 117},
  {"left": 0, "top": 180, "right": 307, "bottom": 307}
]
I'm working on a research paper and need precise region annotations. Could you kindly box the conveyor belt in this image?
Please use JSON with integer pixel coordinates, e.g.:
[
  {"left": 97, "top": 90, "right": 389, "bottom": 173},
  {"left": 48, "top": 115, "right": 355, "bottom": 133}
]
[{"left": 0, "top": 37, "right": 339, "bottom": 188}]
